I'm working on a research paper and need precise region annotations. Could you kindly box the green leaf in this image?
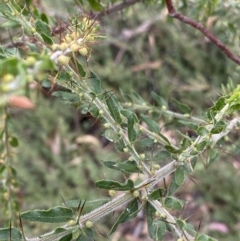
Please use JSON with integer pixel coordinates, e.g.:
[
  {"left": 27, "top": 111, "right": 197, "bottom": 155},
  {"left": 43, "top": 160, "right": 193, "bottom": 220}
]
[
  {"left": 110, "top": 199, "right": 138, "bottom": 234},
  {"left": 153, "top": 219, "right": 166, "bottom": 241},
  {"left": 148, "top": 188, "right": 165, "bottom": 200},
  {"left": 196, "top": 140, "right": 208, "bottom": 151},
  {"left": 184, "top": 223, "right": 197, "bottom": 236},
  {"left": 41, "top": 32, "right": 53, "bottom": 45},
  {"left": 103, "top": 161, "right": 120, "bottom": 171},
  {"left": 146, "top": 202, "right": 157, "bottom": 239},
  {"left": 0, "top": 58, "right": 19, "bottom": 76},
  {"left": 21, "top": 206, "right": 74, "bottom": 223},
  {"left": 164, "top": 197, "right": 184, "bottom": 210},
  {"left": 128, "top": 113, "right": 137, "bottom": 142},
  {"left": 52, "top": 91, "right": 79, "bottom": 103},
  {"left": 196, "top": 234, "right": 211, "bottom": 241},
  {"left": 121, "top": 110, "right": 132, "bottom": 118},
  {"left": 40, "top": 13, "right": 49, "bottom": 24},
  {"left": 210, "top": 121, "right": 226, "bottom": 134},
  {"left": 209, "top": 97, "right": 226, "bottom": 114},
  {"left": 207, "top": 149, "right": 218, "bottom": 166},
  {"left": 173, "top": 99, "right": 191, "bottom": 114},
  {"left": 167, "top": 179, "right": 180, "bottom": 196},
  {"left": 165, "top": 145, "right": 181, "bottom": 154},
  {"left": 175, "top": 166, "right": 185, "bottom": 185},
  {"left": 180, "top": 136, "right": 192, "bottom": 150},
  {"left": 158, "top": 132, "right": 171, "bottom": 145},
  {"left": 41, "top": 79, "right": 52, "bottom": 88},
  {"left": 77, "top": 228, "right": 94, "bottom": 241},
  {"left": 103, "top": 129, "right": 118, "bottom": 142},
  {"left": 103, "top": 161, "right": 142, "bottom": 173},
  {"left": 135, "top": 138, "right": 154, "bottom": 147},
  {"left": 89, "top": 71, "right": 101, "bottom": 94},
  {"left": 105, "top": 93, "right": 122, "bottom": 124},
  {"left": 65, "top": 198, "right": 110, "bottom": 208},
  {"left": 196, "top": 126, "right": 209, "bottom": 136},
  {"left": 9, "top": 136, "right": 18, "bottom": 147},
  {"left": 75, "top": 59, "right": 86, "bottom": 77},
  {"left": 117, "top": 161, "right": 142, "bottom": 173},
  {"left": 176, "top": 219, "right": 187, "bottom": 230},
  {"left": 35, "top": 19, "right": 53, "bottom": 44},
  {"left": 153, "top": 151, "right": 171, "bottom": 160},
  {"left": 151, "top": 92, "right": 168, "bottom": 108},
  {"left": 140, "top": 114, "right": 159, "bottom": 133},
  {"left": 88, "top": 0, "right": 103, "bottom": 11},
  {"left": 59, "top": 232, "right": 72, "bottom": 241},
  {"left": 178, "top": 120, "right": 198, "bottom": 130},
  {"left": 115, "top": 140, "right": 125, "bottom": 152},
  {"left": 0, "top": 228, "right": 22, "bottom": 240},
  {"left": 95, "top": 179, "right": 134, "bottom": 191}
]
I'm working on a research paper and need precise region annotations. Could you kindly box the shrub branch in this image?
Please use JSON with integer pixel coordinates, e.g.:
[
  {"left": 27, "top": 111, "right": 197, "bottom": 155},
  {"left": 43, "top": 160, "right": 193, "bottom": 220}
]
[{"left": 165, "top": 0, "right": 240, "bottom": 65}]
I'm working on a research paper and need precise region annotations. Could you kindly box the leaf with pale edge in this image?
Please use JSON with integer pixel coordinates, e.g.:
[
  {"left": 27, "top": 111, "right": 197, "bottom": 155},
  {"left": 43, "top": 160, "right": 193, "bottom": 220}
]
[
  {"left": 153, "top": 219, "right": 166, "bottom": 241},
  {"left": 89, "top": 71, "right": 101, "bottom": 94},
  {"left": 21, "top": 206, "right": 74, "bottom": 223},
  {"left": 95, "top": 179, "right": 134, "bottom": 191},
  {"left": 140, "top": 114, "right": 159, "bottom": 133},
  {"left": 175, "top": 166, "right": 185, "bottom": 185},
  {"left": 110, "top": 199, "right": 138, "bottom": 234},
  {"left": 146, "top": 202, "right": 157, "bottom": 240},
  {"left": 106, "top": 93, "right": 122, "bottom": 124},
  {"left": 164, "top": 197, "right": 184, "bottom": 211}
]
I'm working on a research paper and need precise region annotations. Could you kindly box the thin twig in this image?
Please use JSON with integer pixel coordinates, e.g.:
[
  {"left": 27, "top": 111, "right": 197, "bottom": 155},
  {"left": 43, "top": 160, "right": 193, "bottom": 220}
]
[
  {"left": 165, "top": 0, "right": 240, "bottom": 66},
  {"left": 91, "top": 0, "right": 143, "bottom": 20}
]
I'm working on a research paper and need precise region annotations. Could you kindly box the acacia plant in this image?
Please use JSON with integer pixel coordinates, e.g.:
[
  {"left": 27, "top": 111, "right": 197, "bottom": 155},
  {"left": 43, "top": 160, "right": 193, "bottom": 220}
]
[{"left": 0, "top": 0, "right": 240, "bottom": 241}]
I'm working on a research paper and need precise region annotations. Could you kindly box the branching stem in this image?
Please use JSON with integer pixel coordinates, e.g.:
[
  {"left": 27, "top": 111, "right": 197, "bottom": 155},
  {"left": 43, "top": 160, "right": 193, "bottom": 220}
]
[{"left": 165, "top": 0, "right": 240, "bottom": 65}]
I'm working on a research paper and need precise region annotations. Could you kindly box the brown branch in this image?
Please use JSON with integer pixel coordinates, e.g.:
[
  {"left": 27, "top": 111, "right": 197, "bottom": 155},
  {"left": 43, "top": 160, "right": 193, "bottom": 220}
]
[
  {"left": 165, "top": 0, "right": 240, "bottom": 66},
  {"left": 91, "top": 0, "right": 143, "bottom": 20}
]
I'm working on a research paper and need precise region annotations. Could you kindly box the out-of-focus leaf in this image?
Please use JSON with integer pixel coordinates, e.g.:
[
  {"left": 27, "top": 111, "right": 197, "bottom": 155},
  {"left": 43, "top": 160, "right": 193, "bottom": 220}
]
[
  {"left": 140, "top": 114, "right": 159, "bottom": 133},
  {"left": 0, "top": 228, "right": 22, "bottom": 240},
  {"left": 9, "top": 136, "right": 19, "bottom": 147},
  {"left": 173, "top": 99, "right": 191, "bottom": 114}
]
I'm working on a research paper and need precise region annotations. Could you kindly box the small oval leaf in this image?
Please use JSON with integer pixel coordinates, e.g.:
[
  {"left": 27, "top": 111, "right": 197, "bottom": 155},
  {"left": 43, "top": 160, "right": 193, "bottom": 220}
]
[
  {"left": 164, "top": 197, "right": 184, "bottom": 210},
  {"left": 175, "top": 166, "right": 185, "bottom": 185}
]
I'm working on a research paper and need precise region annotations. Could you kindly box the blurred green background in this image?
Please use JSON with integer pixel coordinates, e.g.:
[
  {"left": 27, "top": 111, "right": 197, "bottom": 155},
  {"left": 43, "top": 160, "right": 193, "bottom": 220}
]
[{"left": 1, "top": 0, "right": 240, "bottom": 240}]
